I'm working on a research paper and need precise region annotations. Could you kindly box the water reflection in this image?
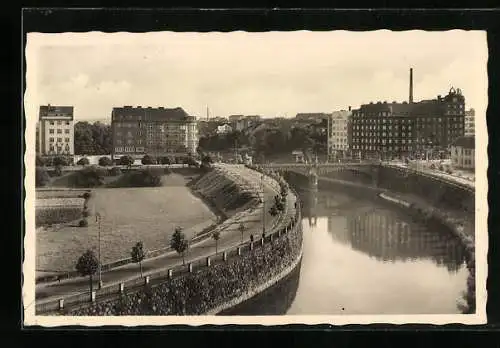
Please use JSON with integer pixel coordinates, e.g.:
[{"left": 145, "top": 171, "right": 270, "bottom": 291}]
[{"left": 227, "top": 180, "right": 470, "bottom": 315}]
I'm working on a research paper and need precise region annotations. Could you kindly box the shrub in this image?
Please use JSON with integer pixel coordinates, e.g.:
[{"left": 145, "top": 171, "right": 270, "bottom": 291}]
[
  {"left": 36, "top": 167, "right": 50, "bottom": 187},
  {"left": 36, "top": 155, "right": 46, "bottom": 167},
  {"left": 77, "top": 157, "right": 90, "bottom": 166},
  {"left": 446, "top": 168, "right": 453, "bottom": 174},
  {"left": 123, "top": 168, "right": 163, "bottom": 187},
  {"left": 53, "top": 156, "right": 69, "bottom": 166},
  {"left": 35, "top": 207, "right": 82, "bottom": 227},
  {"left": 119, "top": 155, "right": 134, "bottom": 166},
  {"left": 98, "top": 157, "right": 113, "bottom": 166},
  {"left": 69, "top": 166, "right": 105, "bottom": 188},
  {"left": 438, "top": 164, "right": 444, "bottom": 171},
  {"left": 159, "top": 156, "right": 171, "bottom": 165},
  {"left": 79, "top": 219, "right": 88, "bottom": 227},
  {"left": 429, "top": 163, "right": 436, "bottom": 170},
  {"left": 142, "top": 155, "right": 156, "bottom": 165},
  {"left": 109, "top": 166, "right": 122, "bottom": 176},
  {"left": 82, "top": 191, "right": 92, "bottom": 200}
]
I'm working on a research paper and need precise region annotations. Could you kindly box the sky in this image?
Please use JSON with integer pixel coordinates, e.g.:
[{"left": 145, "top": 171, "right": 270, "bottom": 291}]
[{"left": 25, "top": 30, "right": 488, "bottom": 123}]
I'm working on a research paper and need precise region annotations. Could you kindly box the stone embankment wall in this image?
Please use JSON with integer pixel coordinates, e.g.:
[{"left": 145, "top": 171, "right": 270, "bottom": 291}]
[{"left": 189, "top": 167, "right": 261, "bottom": 218}]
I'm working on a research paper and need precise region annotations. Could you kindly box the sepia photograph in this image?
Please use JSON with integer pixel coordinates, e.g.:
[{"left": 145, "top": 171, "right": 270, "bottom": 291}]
[{"left": 23, "top": 28, "right": 488, "bottom": 326}]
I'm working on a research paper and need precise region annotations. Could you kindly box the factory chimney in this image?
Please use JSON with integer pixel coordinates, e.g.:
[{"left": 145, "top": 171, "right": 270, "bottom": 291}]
[{"left": 409, "top": 68, "right": 414, "bottom": 104}]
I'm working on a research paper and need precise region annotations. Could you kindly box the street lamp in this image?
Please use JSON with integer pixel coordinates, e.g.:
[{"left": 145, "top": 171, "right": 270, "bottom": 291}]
[
  {"left": 261, "top": 174, "right": 266, "bottom": 235},
  {"left": 95, "top": 212, "right": 103, "bottom": 289}
]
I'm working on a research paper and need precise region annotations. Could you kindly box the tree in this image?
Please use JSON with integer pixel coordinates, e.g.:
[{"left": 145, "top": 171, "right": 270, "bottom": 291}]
[
  {"left": 119, "top": 155, "right": 134, "bottom": 166},
  {"left": 98, "top": 156, "right": 113, "bottom": 166},
  {"left": 36, "top": 167, "right": 50, "bottom": 187},
  {"left": 131, "top": 241, "right": 146, "bottom": 278},
  {"left": 142, "top": 155, "right": 156, "bottom": 165},
  {"left": 212, "top": 230, "right": 221, "bottom": 254},
  {"left": 170, "top": 226, "right": 189, "bottom": 265},
  {"left": 77, "top": 157, "right": 90, "bottom": 166},
  {"left": 75, "top": 249, "right": 99, "bottom": 301},
  {"left": 74, "top": 121, "right": 112, "bottom": 155}
]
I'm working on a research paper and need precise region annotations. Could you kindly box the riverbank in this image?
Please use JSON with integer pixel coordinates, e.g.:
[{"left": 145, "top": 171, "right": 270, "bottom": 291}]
[
  {"left": 38, "top": 169, "right": 302, "bottom": 316},
  {"left": 378, "top": 191, "right": 476, "bottom": 314}
]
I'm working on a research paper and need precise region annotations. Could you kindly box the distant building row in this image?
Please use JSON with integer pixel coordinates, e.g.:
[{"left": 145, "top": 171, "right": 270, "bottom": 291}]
[{"left": 36, "top": 104, "right": 200, "bottom": 160}]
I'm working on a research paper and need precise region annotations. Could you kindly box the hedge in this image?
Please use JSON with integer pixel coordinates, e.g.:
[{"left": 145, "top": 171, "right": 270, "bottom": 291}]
[{"left": 36, "top": 206, "right": 83, "bottom": 227}]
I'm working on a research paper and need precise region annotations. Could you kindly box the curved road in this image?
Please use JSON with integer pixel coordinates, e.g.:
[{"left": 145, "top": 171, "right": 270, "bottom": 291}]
[{"left": 36, "top": 165, "right": 296, "bottom": 303}]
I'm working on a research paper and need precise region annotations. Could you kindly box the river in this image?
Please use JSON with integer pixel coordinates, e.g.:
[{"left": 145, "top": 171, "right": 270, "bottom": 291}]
[{"left": 223, "top": 179, "right": 469, "bottom": 315}]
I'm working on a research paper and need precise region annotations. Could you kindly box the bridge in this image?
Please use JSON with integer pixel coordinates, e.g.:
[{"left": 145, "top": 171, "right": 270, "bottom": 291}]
[{"left": 261, "top": 161, "right": 475, "bottom": 195}]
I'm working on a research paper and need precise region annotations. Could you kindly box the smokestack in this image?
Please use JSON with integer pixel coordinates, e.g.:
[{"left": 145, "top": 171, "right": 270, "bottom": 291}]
[{"left": 409, "top": 68, "right": 414, "bottom": 104}]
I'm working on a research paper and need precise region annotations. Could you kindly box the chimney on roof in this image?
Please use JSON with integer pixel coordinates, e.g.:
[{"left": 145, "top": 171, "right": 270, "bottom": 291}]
[
  {"left": 409, "top": 68, "right": 414, "bottom": 104},
  {"left": 348, "top": 106, "right": 351, "bottom": 111}
]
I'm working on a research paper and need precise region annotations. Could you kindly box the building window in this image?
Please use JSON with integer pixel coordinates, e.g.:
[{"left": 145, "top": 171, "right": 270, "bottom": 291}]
[
  {"left": 57, "top": 129, "right": 62, "bottom": 134},
  {"left": 49, "top": 137, "right": 54, "bottom": 142},
  {"left": 65, "top": 129, "right": 70, "bottom": 134},
  {"left": 49, "top": 129, "right": 54, "bottom": 134},
  {"left": 66, "top": 121, "right": 70, "bottom": 125},
  {"left": 57, "top": 121, "right": 62, "bottom": 125},
  {"left": 57, "top": 138, "right": 62, "bottom": 142},
  {"left": 65, "top": 138, "right": 70, "bottom": 142}
]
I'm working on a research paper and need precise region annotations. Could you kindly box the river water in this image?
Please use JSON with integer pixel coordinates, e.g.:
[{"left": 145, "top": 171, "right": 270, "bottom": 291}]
[{"left": 224, "top": 180, "right": 469, "bottom": 315}]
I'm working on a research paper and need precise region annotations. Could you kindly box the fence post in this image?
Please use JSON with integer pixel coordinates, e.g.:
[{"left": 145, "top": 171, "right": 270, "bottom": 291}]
[
  {"left": 145, "top": 276, "right": 150, "bottom": 285},
  {"left": 261, "top": 238, "right": 265, "bottom": 246},
  {"left": 168, "top": 269, "right": 173, "bottom": 278},
  {"left": 206, "top": 257, "right": 211, "bottom": 267},
  {"left": 237, "top": 247, "right": 242, "bottom": 256},
  {"left": 58, "top": 299, "right": 64, "bottom": 310},
  {"left": 223, "top": 251, "right": 227, "bottom": 261},
  {"left": 278, "top": 229, "right": 281, "bottom": 237},
  {"left": 188, "top": 263, "right": 193, "bottom": 273},
  {"left": 250, "top": 242, "right": 254, "bottom": 250},
  {"left": 119, "top": 283, "right": 124, "bottom": 293},
  {"left": 91, "top": 291, "right": 96, "bottom": 302}
]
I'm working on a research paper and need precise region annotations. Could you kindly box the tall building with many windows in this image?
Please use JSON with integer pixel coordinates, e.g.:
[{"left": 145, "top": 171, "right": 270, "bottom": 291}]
[
  {"left": 465, "top": 108, "right": 475, "bottom": 136},
  {"left": 37, "top": 104, "right": 75, "bottom": 156},
  {"left": 111, "top": 106, "right": 198, "bottom": 159},
  {"left": 327, "top": 108, "right": 352, "bottom": 161},
  {"left": 350, "top": 69, "right": 465, "bottom": 159}
]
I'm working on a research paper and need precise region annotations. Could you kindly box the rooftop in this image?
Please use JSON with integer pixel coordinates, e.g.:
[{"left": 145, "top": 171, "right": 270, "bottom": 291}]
[
  {"left": 452, "top": 136, "right": 475, "bottom": 149},
  {"left": 112, "top": 106, "right": 193, "bottom": 121},
  {"left": 39, "top": 105, "right": 74, "bottom": 119}
]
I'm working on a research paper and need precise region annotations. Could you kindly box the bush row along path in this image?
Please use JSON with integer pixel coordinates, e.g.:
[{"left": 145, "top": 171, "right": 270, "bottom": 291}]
[{"left": 35, "top": 164, "right": 297, "bottom": 303}]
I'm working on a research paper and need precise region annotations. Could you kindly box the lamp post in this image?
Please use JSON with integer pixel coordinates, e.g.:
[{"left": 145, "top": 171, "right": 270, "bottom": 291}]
[
  {"left": 95, "top": 212, "right": 103, "bottom": 289},
  {"left": 261, "top": 174, "right": 265, "bottom": 235}
]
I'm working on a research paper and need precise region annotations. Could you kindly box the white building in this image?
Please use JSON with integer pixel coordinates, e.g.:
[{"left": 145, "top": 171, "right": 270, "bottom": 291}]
[
  {"left": 216, "top": 123, "right": 233, "bottom": 134},
  {"left": 450, "top": 136, "right": 475, "bottom": 170},
  {"left": 37, "top": 104, "right": 75, "bottom": 156},
  {"left": 465, "top": 108, "right": 475, "bottom": 136},
  {"left": 327, "top": 109, "right": 352, "bottom": 161}
]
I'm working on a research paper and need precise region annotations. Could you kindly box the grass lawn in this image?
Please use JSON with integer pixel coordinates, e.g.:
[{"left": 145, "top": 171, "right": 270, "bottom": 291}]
[{"left": 36, "top": 174, "right": 217, "bottom": 272}]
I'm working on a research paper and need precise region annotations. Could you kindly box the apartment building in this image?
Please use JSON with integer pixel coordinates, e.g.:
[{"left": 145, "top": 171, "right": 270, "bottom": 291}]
[
  {"left": 451, "top": 135, "right": 475, "bottom": 169},
  {"left": 111, "top": 106, "right": 198, "bottom": 159},
  {"left": 465, "top": 108, "right": 475, "bottom": 136},
  {"left": 327, "top": 109, "right": 352, "bottom": 161},
  {"left": 37, "top": 104, "right": 75, "bottom": 156},
  {"left": 350, "top": 69, "right": 465, "bottom": 159}
]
